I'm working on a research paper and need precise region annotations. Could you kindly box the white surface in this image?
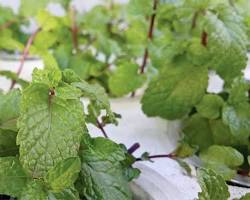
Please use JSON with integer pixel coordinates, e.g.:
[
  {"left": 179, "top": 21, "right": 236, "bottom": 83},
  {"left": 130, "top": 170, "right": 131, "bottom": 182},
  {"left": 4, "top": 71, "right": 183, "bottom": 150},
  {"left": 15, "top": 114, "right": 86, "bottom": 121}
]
[{"left": 0, "top": 59, "right": 43, "bottom": 91}]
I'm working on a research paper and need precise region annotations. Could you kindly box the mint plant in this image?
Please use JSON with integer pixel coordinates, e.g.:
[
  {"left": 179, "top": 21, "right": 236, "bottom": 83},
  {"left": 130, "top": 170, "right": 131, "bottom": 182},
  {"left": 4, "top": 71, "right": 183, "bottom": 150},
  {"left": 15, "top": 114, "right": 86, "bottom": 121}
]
[
  {"left": 0, "top": 66, "right": 139, "bottom": 199},
  {"left": 139, "top": 0, "right": 250, "bottom": 181}
]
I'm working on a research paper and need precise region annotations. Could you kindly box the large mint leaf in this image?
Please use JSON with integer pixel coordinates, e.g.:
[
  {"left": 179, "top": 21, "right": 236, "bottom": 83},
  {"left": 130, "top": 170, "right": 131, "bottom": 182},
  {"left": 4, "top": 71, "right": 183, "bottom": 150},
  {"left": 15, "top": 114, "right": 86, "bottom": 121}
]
[
  {"left": 17, "top": 81, "right": 85, "bottom": 177},
  {"left": 0, "top": 90, "right": 21, "bottom": 131},
  {"left": 204, "top": 10, "right": 248, "bottom": 85},
  {"left": 109, "top": 62, "right": 145, "bottom": 97},
  {"left": 0, "top": 157, "right": 29, "bottom": 198},
  {"left": 0, "top": 129, "right": 18, "bottom": 157},
  {"left": 46, "top": 157, "right": 81, "bottom": 192},
  {"left": 142, "top": 60, "right": 208, "bottom": 119},
  {"left": 200, "top": 145, "right": 244, "bottom": 180},
  {"left": 197, "top": 168, "right": 230, "bottom": 200},
  {"left": 196, "top": 94, "right": 224, "bottom": 120},
  {"left": 77, "top": 137, "right": 132, "bottom": 200},
  {"left": 183, "top": 114, "right": 214, "bottom": 151}
]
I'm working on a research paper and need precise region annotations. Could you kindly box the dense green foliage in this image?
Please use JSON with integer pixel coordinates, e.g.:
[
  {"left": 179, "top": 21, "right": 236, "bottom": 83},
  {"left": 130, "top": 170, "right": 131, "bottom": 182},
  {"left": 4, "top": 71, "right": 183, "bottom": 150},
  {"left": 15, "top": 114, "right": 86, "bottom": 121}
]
[{"left": 1, "top": 0, "right": 250, "bottom": 198}]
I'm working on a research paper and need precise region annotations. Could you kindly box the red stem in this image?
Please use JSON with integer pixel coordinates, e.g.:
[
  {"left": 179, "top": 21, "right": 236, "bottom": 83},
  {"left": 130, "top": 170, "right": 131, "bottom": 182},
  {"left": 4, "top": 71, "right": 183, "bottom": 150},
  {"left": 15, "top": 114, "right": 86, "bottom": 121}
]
[
  {"left": 191, "top": 12, "right": 199, "bottom": 29},
  {"left": 70, "top": 6, "right": 78, "bottom": 52},
  {"left": 9, "top": 27, "right": 41, "bottom": 90},
  {"left": 140, "top": 0, "right": 158, "bottom": 74},
  {"left": 136, "top": 153, "right": 176, "bottom": 161},
  {"left": 128, "top": 143, "right": 140, "bottom": 154},
  {"left": 96, "top": 119, "right": 109, "bottom": 138},
  {"left": 201, "top": 31, "right": 208, "bottom": 47}
]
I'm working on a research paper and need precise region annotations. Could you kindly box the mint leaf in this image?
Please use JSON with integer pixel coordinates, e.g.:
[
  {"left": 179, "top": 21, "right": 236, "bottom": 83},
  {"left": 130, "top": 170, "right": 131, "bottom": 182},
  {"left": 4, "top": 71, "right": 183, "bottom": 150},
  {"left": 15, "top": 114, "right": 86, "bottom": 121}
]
[
  {"left": 72, "top": 80, "right": 117, "bottom": 124},
  {"left": 48, "top": 188, "right": 80, "bottom": 200},
  {"left": 209, "top": 120, "right": 235, "bottom": 146},
  {"left": 196, "top": 94, "right": 224, "bottom": 119},
  {"left": 128, "top": 0, "right": 153, "bottom": 17},
  {"left": 197, "top": 168, "right": 230, "bottom": 200},
  {"left": 183, "top": 114, "right": 214, "bottom": 151},
  {"left": 46, "top": 157, "right": 81, "bottom": 192},
  {"left": 19, "top": 0, "right": 49, "bottom": 16},
  {"left": 77, "top": 137, "right": 132, "bottom": 200},
  {"left": 36, "top": 11, "right": 62, "bottom": 31},
  {"left": 204, "top": 10, "right": 248, "bottom": 85},
  {"left": 0, "top": 129, "right": 18, "bottom": 157},
  {"left": 0, "top": 71, "right": 29, "bottom": 88},
  {"left": 32, "top": 67, "right": 61, "bottom": 88},
  {"left": 0, "top": 157, "right": 29, "bottom": 198},
  {"left": 227, "top": 78, "right": 250, "bottom": 106},
  {"left": 20, "top": 180, "right": 47, "bottom": 200},
  {"left": 109, "top": 62, "right": 145, "bottom": 97},
  {"left": 142, "top": 60, "right": 208, "bottom": 119},
  {"left": 222, "top": 104, "right": 250, "bottom": 143},
  {"left": 0, "top": 90, "right": 21, "bottom": 131},
  {"left": 17, "top": 69, "right": 86, "bottom": 177},
  {"left": 173, "top": 141, "right": 197, "bottom": 158},
  {"left": 200, "top": 145, "right": 244, "bottom": 180}
]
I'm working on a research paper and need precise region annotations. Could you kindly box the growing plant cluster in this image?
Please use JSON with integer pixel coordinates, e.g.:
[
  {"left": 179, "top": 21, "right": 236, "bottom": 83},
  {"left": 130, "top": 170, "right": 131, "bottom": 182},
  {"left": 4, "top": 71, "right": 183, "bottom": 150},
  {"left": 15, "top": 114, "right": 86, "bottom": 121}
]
[{"left": 1, "top": 0, "right": 250, "bottom": 199}]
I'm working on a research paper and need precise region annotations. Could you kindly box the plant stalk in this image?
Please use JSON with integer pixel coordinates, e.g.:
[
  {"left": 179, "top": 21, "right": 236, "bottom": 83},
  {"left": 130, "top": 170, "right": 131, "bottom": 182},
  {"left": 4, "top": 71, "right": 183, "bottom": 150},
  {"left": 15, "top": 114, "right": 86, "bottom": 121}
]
[
  {"left": 139, "top": 0, "right": 158, "bottom": 74},
  {"left": 136, "top": 153, "right": 176, "bottom": 162},
  {"left": 70, "top": 6, "right": 79, "bottom": 52},
  {"left": 96, "top": 119, "right": 109, "bottom": 138},
  {"left": 9, "top": 27, "right": 41, "bottom": 90}
]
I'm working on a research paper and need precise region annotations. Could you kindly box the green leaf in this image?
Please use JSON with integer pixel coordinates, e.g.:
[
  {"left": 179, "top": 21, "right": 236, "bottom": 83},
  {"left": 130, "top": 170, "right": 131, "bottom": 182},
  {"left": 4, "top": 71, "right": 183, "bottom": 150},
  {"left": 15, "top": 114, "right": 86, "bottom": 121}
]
[
  {"left": 200, "top": 145, "right": 244, "bottom": 180},
  {"left": 175, "top": 159, "right": 192, "bottom": 176},
  {"left": 173, "top": 141, "right": 197, "bottom": 158},
  {"left": 128, "top": 0, "right": 153, "bottom": 17},
  {"left": 77, "top": 137, "right": 132, "bottom": 200},
  {"left": 222, "top": 104, "right": 250, "bottom": 143},
  {"left": 19, "top": 0, "right": 49, "bottom": 16},
  {"left": 17, "top": 71, "right": 86, "bottom": 177},
  {"left": 20, "top": 180, "right": 47, "bottom": 200},
  {"left": 46, "top": 157, "right": 81, "bottom": 192},
  {"left": 183, "top": 114, "right": 214, "bottom": 151},
  {"left": 0, "top": 71, "right": 29, "bottom": 88},
  {"left": 48, "top": 188, "right": 80, "bottom": 200},
  {"left": 0, "top": 30, "right": 24, "bottom": 51},
  {"left": 36, "top": 11, "right": 62, "bottom": 31},
  {"left": 142, "top": 59, "right": 208, "bottom": 120},
  {"left": 0, "top": 157, "right": 29, "bottom": 197},
  {"left": 197, "top": 168, "right": 230, "bottom": 200},
  {"left": 209, "top": 120, "right": 236, "bottom": 146},
  {"left": 109, "top": 62, "right": 145, "bottom": 97},
  {"left": 196, "top": 94, "right": 224, "bottom": 119},
  {"left": 0, "top": 90, "right": 21, "bottom": 131},
  {"left": 32, "top": 67, "right": 62, "bottom": 88},
  {"left": 72, "top": 80, "right": 117, "bottom": 124},
  {"left": 204, "top": 10, "right": 248, "bottom": 85},
  {"left": 69, "top": 54, "right": 104, "bottom": 80},
  {"left": 0, "top": 129, "right": 18, "bottom": 157},
  {"left": 228, "top": 77, "right": 250, "bottom": 106}
]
